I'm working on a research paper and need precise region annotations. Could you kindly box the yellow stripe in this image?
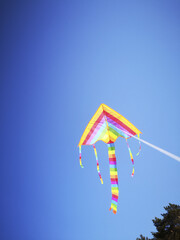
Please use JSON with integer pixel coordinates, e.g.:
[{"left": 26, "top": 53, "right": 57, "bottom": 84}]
[
  {"left": 100, "top": 132, "right": 109, "bottom": 143},
  {"left": 112, "top": 190, "right": 119, "bottom": 195},
  {"left": 110, "top": 174, "right": 118, "bottom": 178},
  {"left": 112, "top": 193, "right": 118, "bottom": 197},
  {"left": 78, "top": 105, "right": 103, "bottom": 146},
  {"left": 108, "top": 131, "right": 117, "bottom": 142},
  {"left": 108, "top": 149, "right": 115, "bottom": 154},
  {"left": 102, "top": 104, "right": 141, "bottom": 135},
  {"left": 111, "top": 203, "right": 117, "bottom": 209}
]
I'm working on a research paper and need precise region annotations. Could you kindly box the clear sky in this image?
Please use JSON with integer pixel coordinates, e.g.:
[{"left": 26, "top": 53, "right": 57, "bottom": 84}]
[{"left": 1, "top": 1, "right": 180, "bottom": 239}]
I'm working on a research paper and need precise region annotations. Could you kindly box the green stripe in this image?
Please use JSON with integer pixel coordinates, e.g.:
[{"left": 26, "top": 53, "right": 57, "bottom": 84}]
[
  {"left": 110, "top": 168, "right": 117, "bottom": 172},
  {"left": 111, "top": 203, "right": 117, "bottom": 209},
  {"left": 109, "top": 127, "right": 120, "bottom": 137},
  {"left": 108, "top": 146, "right": 115, "bottom": 150}
]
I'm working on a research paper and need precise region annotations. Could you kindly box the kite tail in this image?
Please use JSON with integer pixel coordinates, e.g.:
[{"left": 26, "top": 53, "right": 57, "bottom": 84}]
[
  {"left": 126, "top": 139, "right": 134, "bottom": 177},
  {"left": 79, "top": 146, "right": 84, "bottom": 168},
  {"left": 136, "top": 133, "right": 141, "bottom": 156},
  {"left": 93, "top": 144, "right": 103, "bottom": 184},
  {"left": 107, "top": 143, "right": 119, "bottom": 214}
]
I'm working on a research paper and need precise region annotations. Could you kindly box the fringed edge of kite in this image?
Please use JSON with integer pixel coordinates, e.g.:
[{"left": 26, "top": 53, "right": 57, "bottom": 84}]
[
  {"left": 136, "top": 133, "right": 141, "bottom": 156},
  {"left": 79, "top": 145, "right": 84, "bottom": 168},
  {"left": 126, "top": 138, "right": 134, "bottom": 177},
  {"left": 93, "top": 144, "right": 103, "bottom": 184}
]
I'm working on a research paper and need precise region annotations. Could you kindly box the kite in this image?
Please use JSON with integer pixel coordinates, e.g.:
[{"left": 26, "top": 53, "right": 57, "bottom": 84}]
[
  {"left": 78, "top": 103, "right": 141, "bottom": 214},
  {"left": 78, "top": 104, "right": 180, "bottom": 214}
]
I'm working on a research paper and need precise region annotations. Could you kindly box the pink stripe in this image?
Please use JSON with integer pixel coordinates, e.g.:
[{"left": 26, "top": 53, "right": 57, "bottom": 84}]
[
  {"left": 86, "top": 118, "right": 106, "bottom": 144},
  {"left": 112, "top": 197, "right": 118, "bottom": 202},
  {"left": 109, "top": 161, "right": 116, "bottom": 165},
  {"left": 111, "top": 180, "right": 118, "bottom": 184},
  {"left": 107, "top": 116, "right": 131, "bottom": 137}
]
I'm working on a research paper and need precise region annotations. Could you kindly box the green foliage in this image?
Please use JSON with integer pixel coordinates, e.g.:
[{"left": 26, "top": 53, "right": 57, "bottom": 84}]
[
  {"left": 136, "top": 234, "right": 151, "bottom": 240},
  {"left": 152, "top": 203, "right": 180, "bottom": 240},
  {"left": 137, "top": 203, "right": 180, "bottom": 240}
]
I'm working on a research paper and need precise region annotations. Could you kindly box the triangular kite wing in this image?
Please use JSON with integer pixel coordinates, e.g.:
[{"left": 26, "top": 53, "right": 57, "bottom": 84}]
[{"left": 78, "top": 104, "right": 141, "bottom": 146}]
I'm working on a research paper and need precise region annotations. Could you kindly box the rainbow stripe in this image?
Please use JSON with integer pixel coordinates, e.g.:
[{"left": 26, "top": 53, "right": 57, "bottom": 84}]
[{"left": 108, "top": 143, "right": 119, "bottom": 214}]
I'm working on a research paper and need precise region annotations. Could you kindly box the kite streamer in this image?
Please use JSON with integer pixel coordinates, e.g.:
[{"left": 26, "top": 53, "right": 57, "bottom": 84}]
[
  {"left": 93, "top": 144, "right": 103, "bottom": 184},
  {"left": 108, "top": 143, "right": 119, "bottom": 214},
  {"left": 136, "top": 133, "right": 141, "bottom": 156},
  {"left": 79, "top": 146, "right": 83, "bottom": 168},
  {"left": 126, "top": 138, "right": 135, "bottom": 177}
]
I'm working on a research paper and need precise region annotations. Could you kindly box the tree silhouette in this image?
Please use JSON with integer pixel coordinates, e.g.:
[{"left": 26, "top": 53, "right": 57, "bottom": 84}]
[
  {"left": 136, "top": 234, "right": 150, "bottom": 240},
  {"left": 136, "top": 203, "right": 180, "bottom": 240}
]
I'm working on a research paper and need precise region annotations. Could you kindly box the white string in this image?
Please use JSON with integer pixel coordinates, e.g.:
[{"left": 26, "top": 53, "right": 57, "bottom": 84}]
[{"left": 121, "top": 129, "right": 180, "bottom": 163}]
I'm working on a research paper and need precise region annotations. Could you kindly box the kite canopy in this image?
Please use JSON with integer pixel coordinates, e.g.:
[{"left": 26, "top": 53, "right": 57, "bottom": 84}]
[
  {"left": 78, "top": 103, "right": 141, "bottom": 146},
  {"left": 78, "top": 104, "right": 141, "bottom": 214}
]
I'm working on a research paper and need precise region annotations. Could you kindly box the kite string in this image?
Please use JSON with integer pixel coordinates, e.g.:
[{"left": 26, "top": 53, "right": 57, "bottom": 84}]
[
  {"left": 93, "top": 144, "right": 103, "bottom": 184},
  {"left": 121, "top": 129, "right": 180, "bottom": 163}
]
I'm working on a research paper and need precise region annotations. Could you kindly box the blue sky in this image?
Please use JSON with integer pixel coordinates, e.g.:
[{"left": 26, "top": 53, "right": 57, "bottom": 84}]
[{"left": 1, "top": 1, "right": 180, "bottom": 239}]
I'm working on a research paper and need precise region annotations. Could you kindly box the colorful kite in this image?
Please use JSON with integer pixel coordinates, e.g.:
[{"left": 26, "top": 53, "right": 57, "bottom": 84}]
[
  {"left": 78, "top": 104, "right": 141, "bottom": 214},
  {"left": 78, "top": 103, "right": 180, "bottom": 214}
]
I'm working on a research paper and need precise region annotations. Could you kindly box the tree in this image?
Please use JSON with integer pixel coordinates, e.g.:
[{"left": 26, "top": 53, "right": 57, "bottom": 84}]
[
  {"left": 136, "top": 203, "right": 180, "bottom": 240},
  {"left": 136, "top": 234, "right": 150, "bottom": 240},
  {"left": 152, "top": 203, "right": 180, "bottom": 240}
]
